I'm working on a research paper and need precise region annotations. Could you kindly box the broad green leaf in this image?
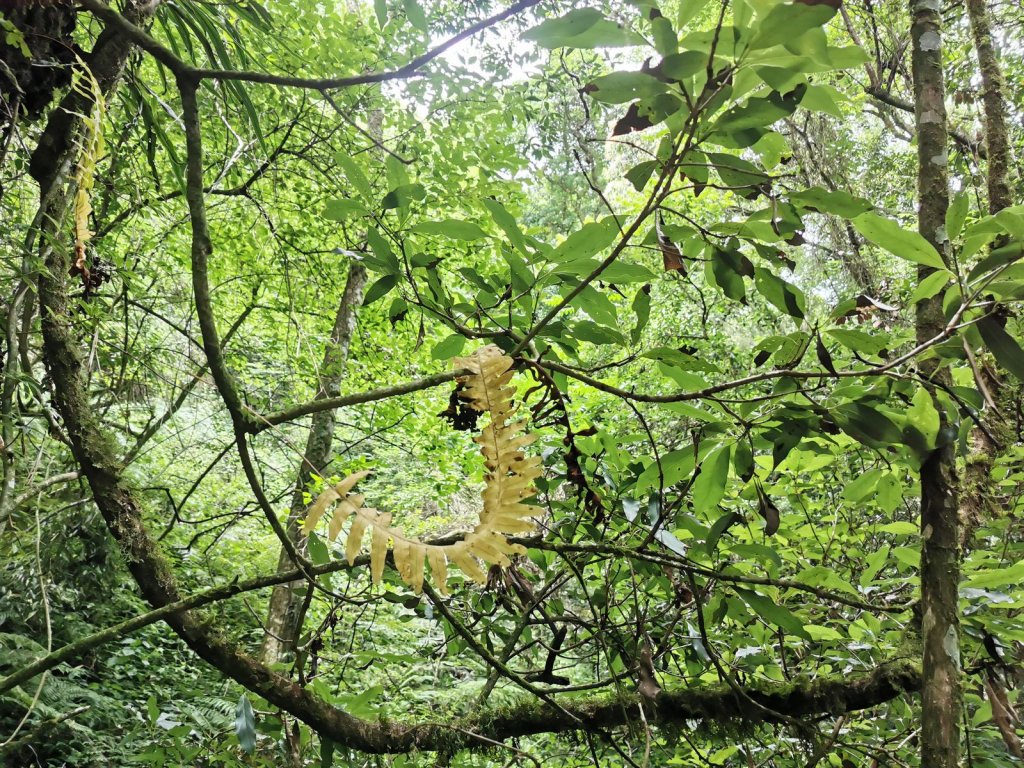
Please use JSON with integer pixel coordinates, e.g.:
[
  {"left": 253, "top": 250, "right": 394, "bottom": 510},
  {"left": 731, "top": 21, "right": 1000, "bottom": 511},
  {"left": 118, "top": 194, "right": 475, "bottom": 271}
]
[
  {"left": 324, "top": 198, "right": 368, "bottom": 221},
  {"left": 412, "top": 219, "right": 488, "bottom": 241},
  {"left": 401, "top": 0, "right": 427, "bottom": 30},
  {"left": 859, "top": 544, "right": 890, "bottom": 585},
  {"left": 799, "top": 83, "right": 846, "bottom": 117},
  {"left": 363, "top": 274, "right": 398, "bottom": 305},
  {"left": 964, "top": 560, "right": 1024, "bottom": 589},
  {"left": 946, "top": 191, "right": 969, "bottom": 241},
  {"left": 551, "top": 217, "right": 619, "bottom": 262},
  {"left": 909, "top": 269, "right": 952, "bottom": 305},
  {"left": 523, "top": 8, "right": 643, "bottom": 49},
  {"left": 235, "top": 695, "right": 256, "bottom": 754},
  {"left": 482, "top": 198, "right": 529, "bottom": 255},
  {"left": 735, "top": 587, "right": 808, "bottom": 638},
  {"left": 586, "top": 72, "right": 667, "bottom": 104},
  {"left": 307, "top": 532, "right": 330, "bottom": 566},
  {"left": 431, "top": 334, "right": 466, "bottom": 360},
  {"left": 334, "top": 151, "right": 372, "bottom": 201},
  {"left": 906, "top": 387, "right": 940, "bottom": 449},
  {"left": 978, "top": 317, "right": 1024, "bottom": 381},
  {"left": 714, "top": 86, "right": 806, "bottom": 135},
  {"left": 753, "top": 267, "right": 805, "bottom": 318},
  {"left": 366, "top": 227, "right": 401, "bottom": 274},
  {"left": 382, "top": 182, "right": 426, "bottom": 210},
  {"left": 660, "top": 50, "right": 707, "bottom": 80},
  {"left": 631, "top": 284, "right": 650, "bottom": 344},
  {"left": 636, "top": 449, "right": 695, "bottom": 492},
  {"left": 853, "top": 212, "right": 946, "bottom": 270},
  {"left": 789, "top": 187, "right": 873, "bottom": 218},
  {"left": 691, "top": 444, "right": 731, "bottom": 514},
  {"left": 748, "top": 3, "right": 837, "bottom": 50}
]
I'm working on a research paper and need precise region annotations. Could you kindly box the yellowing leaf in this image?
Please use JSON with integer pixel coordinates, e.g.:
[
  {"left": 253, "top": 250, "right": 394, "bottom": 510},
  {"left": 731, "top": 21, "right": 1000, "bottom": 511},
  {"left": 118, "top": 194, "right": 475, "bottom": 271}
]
[
  {"left": 370, "top": 512, "right": 392, "bottom": 583},
  {"left": 427, "top": 547, "right": 449, "bottom": 595},
  {"left": 346, "top": 513, "right": 370, "bottom": 565}
]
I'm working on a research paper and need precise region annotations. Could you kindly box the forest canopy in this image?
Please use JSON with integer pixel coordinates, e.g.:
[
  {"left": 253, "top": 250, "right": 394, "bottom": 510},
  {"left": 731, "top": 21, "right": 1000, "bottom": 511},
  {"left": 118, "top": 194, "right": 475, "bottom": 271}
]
[{"left": 1, "top": 0, "right": 1022, "bottom": 765}]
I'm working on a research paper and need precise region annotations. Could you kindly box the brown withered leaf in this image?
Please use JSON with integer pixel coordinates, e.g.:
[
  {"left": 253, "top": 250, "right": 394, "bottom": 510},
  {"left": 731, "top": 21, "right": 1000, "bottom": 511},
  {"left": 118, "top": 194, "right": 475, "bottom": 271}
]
[
  {"left": 636, "top": 644, "right": 661, "bottom": 700},
  {"left": 612, "top": 103, "right": 654, "bottom": 136},
  {"left": 754, "top": 479, "right": 780, "bottom": 536},
  {"left": 657, "top": 214, "right": 686, "bottom": 273}
]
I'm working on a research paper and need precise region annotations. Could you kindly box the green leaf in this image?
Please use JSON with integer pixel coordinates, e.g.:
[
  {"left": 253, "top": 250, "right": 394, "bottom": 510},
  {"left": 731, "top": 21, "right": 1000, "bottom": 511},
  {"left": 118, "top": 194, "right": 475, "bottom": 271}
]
[
  {"left": 631, "top": 284, "right": 651, "bottom": 344},
  {"left": 735, "top": 587, "right": 808, "bottom": 638},
  {"left": 692, "top": 444, "right": 731, "bottom": 515},
  {"left": 660, "top": 51, "right": 707, "bottom": 80},
  {"left": 753, "top": 267, "right": 805, "bottom": 318},
  {"left": 964, "top": 560, "right": 1024, "bottom": 589},
  {"left": 523, "top": 8, "right": 644, "bottom": 49},
  {"left": 363, "top": 274, "right": 398, "bottom": 305},
  {"left": 366, "top": 227, "right": 401, "bottom": 275},
  {"left": 307, "top": 532, "right": 330, "bottom": 566},
  {"left": 748, "top": 3, "right": 837, "bottom": 50},
  {"left": 906, "top": 387, "right": 940, "bottom": 449},
  {"left": 586, "top": 72, "right": 667, "bottom": 104},
  {"left": 411, "top": 219, "right": 488, "bottom": 241},
  {"left": 625, "top": 160, "right": 659, "bottom": 192},
  {"left": 374, "top": 0, "right": 388, "bottom": 27},
  {"left": 946, "top": 191, "right": 969, "bottom": 241},
  {"left": 235, "top": 695, "right": 256, "bottom": 754},
  {"left": 401, "top": 0, "right": 427, "bottom": 31},
  {"left": 909, "top": 269, "right": 952, "bottom": 305},
  {"left": 789, "top": 187, "right": 873, "bottom": 219},
  {"left": 431, "top": 334, "right": 466, "bottom": 360},
  {"left": 551, "top": 218, "right": 619, "bottom": 262},
  {"left": 382, "top": 182, "right": 426, "bottom": 210},
  {"left": 978, "top": 317, "right": 1024, "bottom": 381},
  {"left": 334, "top": 151, "right": 373, "bottom": 201},
  {"left": 853, "top": 212, "right": 946, "bottom": 270},
  {"left": 324, "top": 198, "right": 368, "bottom": 221},
  {"left": 482, "top": 198, "right": 529, "bottom": 256},
  {"left": 714, "top": 85, "right": 806, "bottom": 135}
]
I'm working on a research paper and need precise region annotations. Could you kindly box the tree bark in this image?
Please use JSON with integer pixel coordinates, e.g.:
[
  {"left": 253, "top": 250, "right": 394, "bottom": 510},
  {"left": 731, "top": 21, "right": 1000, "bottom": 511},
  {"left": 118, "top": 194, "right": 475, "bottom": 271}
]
[
  {"left": 261, "top": 262, "right": 366, "bottom": 666},
  {"left": 965, "top": 0, "right": 1013, "bottom": 215},
  {"left": 910, "top": 1, "right": 961, "bottom": 766}
]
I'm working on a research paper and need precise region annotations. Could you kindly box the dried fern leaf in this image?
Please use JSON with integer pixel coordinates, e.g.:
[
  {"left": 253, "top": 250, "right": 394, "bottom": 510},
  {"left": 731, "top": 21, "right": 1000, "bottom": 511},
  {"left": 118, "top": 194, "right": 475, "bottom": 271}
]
[
  {"left": 407, "top": 544, "right": 426, "bottom": 594},
  {"left": 300, "top": 346, "right": 540, "bottom": 594},
  {"left": 370, "top": 512, "right": 392, "bottom": 584},
  {"left": 447, "top": 541, "right": 487, "bottom": 584},
  {"left": 302, "top": 488, "right": 341, "bottom": 534},
  {"left": 346, "top": 512, "right": 371, "bottom": 565},
  {"left": 427, "top": 547, "right": 449, "bottom": 595},
  {"left": 328, "top": 495, "right": 362, "bottom": 541}
]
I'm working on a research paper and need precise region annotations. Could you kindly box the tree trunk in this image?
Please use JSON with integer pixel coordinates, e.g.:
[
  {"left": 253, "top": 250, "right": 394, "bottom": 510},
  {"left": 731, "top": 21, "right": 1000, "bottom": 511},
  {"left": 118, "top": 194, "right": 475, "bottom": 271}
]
[
  {"left": 966, "top": 0, "right": 1013, "bottom": 215},
  {"left": 910, "top": 1, "right": 961, "bottom": 766},
  {"left": 261, "top": 262, "right": 366, "bottom": 666}
]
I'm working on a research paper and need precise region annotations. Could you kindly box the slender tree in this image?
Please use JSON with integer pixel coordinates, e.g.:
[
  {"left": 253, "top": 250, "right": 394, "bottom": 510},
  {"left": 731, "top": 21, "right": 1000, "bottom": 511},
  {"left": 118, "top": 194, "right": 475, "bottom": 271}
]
[{"left": 910, "top": 0, "right": 961, "bottom": 765}]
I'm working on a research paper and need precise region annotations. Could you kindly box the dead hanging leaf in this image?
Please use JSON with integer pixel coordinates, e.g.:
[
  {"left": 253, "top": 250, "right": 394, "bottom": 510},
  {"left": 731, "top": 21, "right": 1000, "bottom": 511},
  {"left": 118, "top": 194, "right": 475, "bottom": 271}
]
[
  {"left": 657, "top": 213, "right": 686, "bottom": 273},
  {"left": 815, "top": 333, "right": 837, "bottom": 374},
  {"left": 300, "top": 346, "right": 540, "bottom": 595},
  {"left": 370, "top": 512, "right": 392, "bottom": 583},
  {"left": 754, "top": 479, "right": 780, "bottom": 536},
  {"left": 636, "top": 644, "right": 661, "bottom": 699},
  {"left": 856, "top": 294, "right": 898, "bottom": 312},
  {"left": 612, "top": 103, "right": 654, "bottom": 136}
]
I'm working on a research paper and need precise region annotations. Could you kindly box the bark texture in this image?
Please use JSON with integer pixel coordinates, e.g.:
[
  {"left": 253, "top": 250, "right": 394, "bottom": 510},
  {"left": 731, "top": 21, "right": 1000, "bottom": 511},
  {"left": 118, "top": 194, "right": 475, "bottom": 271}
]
[
  {"left": 966, "top": 0, "right": 1013, "bottom": 215},
  {"left": 910, "top": 0, "right": 961, "bottom": 766}
]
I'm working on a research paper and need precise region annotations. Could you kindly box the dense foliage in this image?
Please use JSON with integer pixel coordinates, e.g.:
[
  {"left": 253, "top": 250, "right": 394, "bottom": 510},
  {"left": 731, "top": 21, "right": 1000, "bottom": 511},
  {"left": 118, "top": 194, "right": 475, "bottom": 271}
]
[{"left": 1, "top": 0, "right": 1022, "bottom": 765}]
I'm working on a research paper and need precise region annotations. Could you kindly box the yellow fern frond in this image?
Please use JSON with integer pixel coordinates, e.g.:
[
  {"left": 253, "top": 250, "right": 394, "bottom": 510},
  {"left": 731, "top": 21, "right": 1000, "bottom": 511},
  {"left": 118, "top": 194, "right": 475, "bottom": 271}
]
[{"left": 301, "top": 345, "right": 541, "bottom": 594}]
